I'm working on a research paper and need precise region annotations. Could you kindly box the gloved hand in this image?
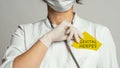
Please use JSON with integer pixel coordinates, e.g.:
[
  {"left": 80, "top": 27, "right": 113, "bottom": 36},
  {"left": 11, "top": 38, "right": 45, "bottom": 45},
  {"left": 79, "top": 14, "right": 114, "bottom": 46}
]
[
  {"left": 66, "top": 25, "right": 83, "bottom": 42},
  {"left": 40, "top": 21, "right": 71, "bottom": 47},
  {"left": 39, "top": 21, "right": 83, "bottom": 48}
]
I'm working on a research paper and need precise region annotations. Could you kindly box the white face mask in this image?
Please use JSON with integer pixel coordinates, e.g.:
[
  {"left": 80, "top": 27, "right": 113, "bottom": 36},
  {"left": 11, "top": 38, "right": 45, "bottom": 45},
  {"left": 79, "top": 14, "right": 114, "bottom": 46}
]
[{"left": 45, "top": 0, "right": 75, "bottom": 12}]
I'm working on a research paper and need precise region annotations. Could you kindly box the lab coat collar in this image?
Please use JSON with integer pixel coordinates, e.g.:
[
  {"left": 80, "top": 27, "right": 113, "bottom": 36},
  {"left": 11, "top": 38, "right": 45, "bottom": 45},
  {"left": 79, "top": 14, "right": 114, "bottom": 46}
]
[{"left": 45, "top": 13, "right": 88, "bottom": 31}]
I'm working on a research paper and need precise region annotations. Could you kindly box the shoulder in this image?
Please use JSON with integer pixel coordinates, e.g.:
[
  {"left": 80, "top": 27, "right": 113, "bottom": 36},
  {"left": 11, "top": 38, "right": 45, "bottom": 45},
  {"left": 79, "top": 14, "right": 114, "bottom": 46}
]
[
  {"left": 14, "top": 19, "right": 47, "bottom": 49},
  {"left": 19, "top": 20, "right": 42, "bottom": 30},
  {"left": 78, "top": 16, "right": 111, "bottom": 39},
  {"left": 89, "top": 21, "right": 111, "bottom": 36},
  {"left": 75, "top": 14, "right": 110, "bottom": 34},
  {"left": 14, "top": 19, "right": 47, "bottom": 38},
  {"left": 79, "top": 17, "right": 110, "bottom": 33},
  {"left": 17, "top": 19, "right": 47, "bottom": 32}
]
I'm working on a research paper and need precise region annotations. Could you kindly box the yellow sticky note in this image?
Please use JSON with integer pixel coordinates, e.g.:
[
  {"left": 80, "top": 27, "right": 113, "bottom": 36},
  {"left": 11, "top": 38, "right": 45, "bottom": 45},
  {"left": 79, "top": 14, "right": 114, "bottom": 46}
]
[{"left": 72, "top": 32, "right": 102, "bottom": 51}]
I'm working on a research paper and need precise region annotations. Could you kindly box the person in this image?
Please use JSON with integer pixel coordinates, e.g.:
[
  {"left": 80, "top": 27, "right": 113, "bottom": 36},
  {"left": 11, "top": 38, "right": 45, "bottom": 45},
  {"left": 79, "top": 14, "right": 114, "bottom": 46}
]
[{"left": 0, "top": 0, "right": 119, "bottom": 68}]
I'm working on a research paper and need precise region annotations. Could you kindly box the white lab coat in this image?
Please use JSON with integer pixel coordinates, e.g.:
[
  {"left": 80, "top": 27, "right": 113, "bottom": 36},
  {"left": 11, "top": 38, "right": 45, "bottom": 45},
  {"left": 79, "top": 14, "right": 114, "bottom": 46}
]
[{"left": 0, "top": 13, "right": 119, "bottom": 68}]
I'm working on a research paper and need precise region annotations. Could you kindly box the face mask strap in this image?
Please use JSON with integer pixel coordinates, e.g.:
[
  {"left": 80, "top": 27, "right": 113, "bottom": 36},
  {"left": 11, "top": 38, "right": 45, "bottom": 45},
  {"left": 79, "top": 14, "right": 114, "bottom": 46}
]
[{"left": 76, "top": 0, "right": 83, "bottom": 4}]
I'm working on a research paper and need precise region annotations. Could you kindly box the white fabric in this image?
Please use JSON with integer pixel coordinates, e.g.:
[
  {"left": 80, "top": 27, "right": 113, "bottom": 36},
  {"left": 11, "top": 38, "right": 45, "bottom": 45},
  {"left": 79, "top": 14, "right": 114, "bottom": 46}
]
[
  {"left": 45, "top": 0, "right": 75, "bottom": 12},
  {"left": 0, "top": 13, "right": 119, "bottom": 68}
]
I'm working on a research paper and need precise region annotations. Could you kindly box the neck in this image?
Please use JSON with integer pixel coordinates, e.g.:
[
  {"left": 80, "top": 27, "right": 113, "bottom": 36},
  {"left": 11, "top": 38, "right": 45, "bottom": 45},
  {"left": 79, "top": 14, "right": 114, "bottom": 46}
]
[{"left": 48, "top": 6, "right": 74, "bottom": 25}]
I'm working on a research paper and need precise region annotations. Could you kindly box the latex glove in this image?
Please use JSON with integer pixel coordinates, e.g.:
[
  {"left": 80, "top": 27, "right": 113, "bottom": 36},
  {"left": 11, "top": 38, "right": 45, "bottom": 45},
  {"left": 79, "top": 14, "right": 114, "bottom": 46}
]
[
  {"left": 66, "top": 25, "right": 83, "bottom": 42},
  {"left": 52, "top": 24, "right": 83, "bottom": 43},
  {"left": 39, "top": 21, "right": 71, "bottom": 47}
]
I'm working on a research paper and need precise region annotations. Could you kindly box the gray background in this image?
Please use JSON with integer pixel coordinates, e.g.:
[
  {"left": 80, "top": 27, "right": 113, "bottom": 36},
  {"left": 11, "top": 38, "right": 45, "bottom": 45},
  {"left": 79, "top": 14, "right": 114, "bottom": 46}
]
[{"left": 0, "top": 0, "right": 120, "bottom": 66}]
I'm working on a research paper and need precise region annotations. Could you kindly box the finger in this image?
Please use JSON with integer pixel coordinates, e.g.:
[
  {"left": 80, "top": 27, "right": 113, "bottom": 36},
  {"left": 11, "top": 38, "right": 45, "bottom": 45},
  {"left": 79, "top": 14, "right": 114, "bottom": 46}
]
[
  {"left": 78, "top": 31, "right": 84, "bottom": 39},
  {"left": 74, "top": 31, "right": 79, "bottom": 43},
  {"left": 67, "top": 31, "right": 74, "bottom": 41},
  {"left": 65, "top": 23, "right": 71, "bottom": 30},
  {"left": 66, "top": 28, "right": 71, "bottom": 35}
]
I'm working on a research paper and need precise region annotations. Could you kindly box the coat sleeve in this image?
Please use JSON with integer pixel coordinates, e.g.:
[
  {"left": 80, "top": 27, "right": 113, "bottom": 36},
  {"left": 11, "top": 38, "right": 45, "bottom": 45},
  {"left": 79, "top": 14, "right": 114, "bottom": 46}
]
[
  {"left": 97, "top": 27, "right": 119, "bottom": 68},
  {"left": 0, "top": 25, "right": 26, "bottom": 68}
]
